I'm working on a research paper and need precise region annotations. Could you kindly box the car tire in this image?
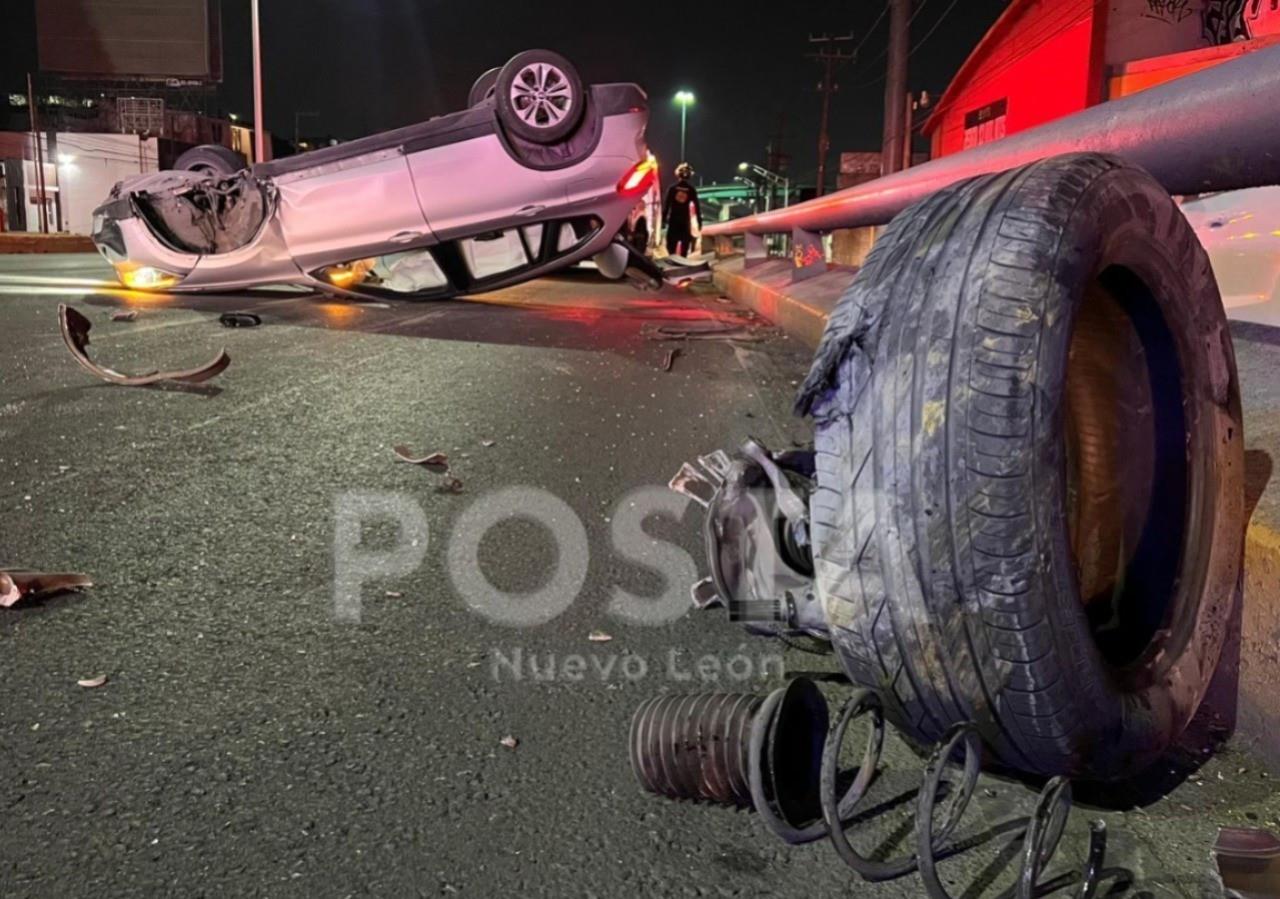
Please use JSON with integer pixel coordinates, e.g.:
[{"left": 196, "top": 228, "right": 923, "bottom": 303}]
[
  {"left": 798, "top": 152, "right": 1243, "bottom": 780},
  {"left": 494, "top": 49, "right": 585, "bottom": 145},
  {"left": 172, "top": 144, "right": 247, "bottom": 177},
  {"left": 468, "top": 67, "right": 500, "bottom": 107}
]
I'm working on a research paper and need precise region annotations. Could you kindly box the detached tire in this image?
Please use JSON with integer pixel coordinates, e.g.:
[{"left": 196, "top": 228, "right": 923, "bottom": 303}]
[
  {"left": 800, "top": 153, "right": 1243, "bottom": 780},
  {"left": 495, "top": 49, "right": 585, "bottom": 144},
  {"left": 172, "top": 144, "right": 246, "bottom": 177}
]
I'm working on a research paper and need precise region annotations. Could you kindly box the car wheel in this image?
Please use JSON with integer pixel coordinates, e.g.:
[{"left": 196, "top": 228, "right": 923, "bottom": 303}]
[
  {"left": 468, "top": 67, "right": 500, "bottom": 107},
  {"left": 798, "top": 152, "right": 1243, "bottom": 780},
  {"left": 172, "top": 144, "right": 247, "bottom": 177},
  {"left": 495, "top": 49, "right": 585, "bottom": 145}
]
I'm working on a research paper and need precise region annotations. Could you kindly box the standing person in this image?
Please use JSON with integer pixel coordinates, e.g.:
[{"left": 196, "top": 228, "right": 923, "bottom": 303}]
[{"left": 662, "top": 162, "right": 701, "bottom": 258}]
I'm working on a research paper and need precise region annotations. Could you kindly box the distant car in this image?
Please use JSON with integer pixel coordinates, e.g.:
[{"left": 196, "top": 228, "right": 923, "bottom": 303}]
[{"left": 90, "top": 50, "right": 659, "bottom": 300}]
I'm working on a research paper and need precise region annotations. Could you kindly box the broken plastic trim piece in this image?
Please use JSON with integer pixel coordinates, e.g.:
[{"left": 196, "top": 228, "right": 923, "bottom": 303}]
[
  {"left": 391, "top": 446, "right": 449, "bottom": 472},
  {"left": 219, "top": 312, "right": 262, "bottom": 328},
  {"left": 58, "top": 304, "right": 230, "bottom": 386},
  {"left": 691, "top": 576, "right": 724, "bottom": 610},
  {"left": 0, "top": 569, "right": 93, "bottom": 608}
]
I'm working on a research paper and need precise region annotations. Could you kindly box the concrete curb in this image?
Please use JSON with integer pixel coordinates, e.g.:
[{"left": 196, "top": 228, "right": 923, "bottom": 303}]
[
  {"left": 0, "top": 234, "right": 96, "bottom": 254},
  {"left": 713, "top": 255, "right": 852, "bottom": 349},
  {"left": 714, "top": 253, "right": 1280, "bottom": 767}
]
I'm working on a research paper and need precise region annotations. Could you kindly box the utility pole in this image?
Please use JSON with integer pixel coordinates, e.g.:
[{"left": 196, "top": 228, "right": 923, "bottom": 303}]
[
  {"left": 765, "top": 112, "right": 791, "bottom": 209},
  {"left": 902, "top": 91, "right": 914, "bottom": 171},
  {"left": 26, "top": 73, "right": 48, "bottom": 233},
  {"left": 902, "top": 90, "right": 932, "bottom": 171},
  {"left": 808, "top": 34, "right": 855, "bottom": 197},
  {"left": 881, "top": 0, "right": 910, "bottom": 176},
  {"left": 251, "top": 0, "right": 266, "bottom": 163}
]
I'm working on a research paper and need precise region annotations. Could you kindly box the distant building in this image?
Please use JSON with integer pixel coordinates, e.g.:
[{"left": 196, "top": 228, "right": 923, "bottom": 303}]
[
  {"left": 830, "top": 151, "right": 925, "bottom": 267},
  {"left": 0, "top": 0, "right": 266, "bottom": 232},
  {"left": 0, "top": 93, "right": 252, "bottom": 233},
  {"left": 923, "top": 0, "right": 1280, "bottom": 158}
]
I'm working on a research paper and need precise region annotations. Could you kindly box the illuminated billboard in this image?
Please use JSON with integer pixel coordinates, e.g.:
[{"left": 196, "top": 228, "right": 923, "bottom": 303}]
[{"left": 36, "top": 0, "right": 221, "bottom": 82}]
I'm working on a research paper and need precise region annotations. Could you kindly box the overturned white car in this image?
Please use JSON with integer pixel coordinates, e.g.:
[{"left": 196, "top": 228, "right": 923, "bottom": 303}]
[{"left": 90, "top": 50, "right": 659, "bottom": 300}]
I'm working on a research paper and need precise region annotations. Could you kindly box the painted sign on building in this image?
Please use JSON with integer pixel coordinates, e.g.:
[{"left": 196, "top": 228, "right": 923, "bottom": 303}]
[{"left": 963, "top": 98, "right": 1008, "bottom": 150}]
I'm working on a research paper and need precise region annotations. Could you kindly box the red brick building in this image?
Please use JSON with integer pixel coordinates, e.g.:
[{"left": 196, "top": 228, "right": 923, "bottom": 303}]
[{"left": 923, "top": 0, "right": 1280, "bottom": 158}]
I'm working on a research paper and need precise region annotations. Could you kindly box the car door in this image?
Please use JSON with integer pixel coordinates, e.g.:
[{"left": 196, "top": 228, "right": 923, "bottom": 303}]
[
  {"left": 274, "top": 148, "right": 434, "bottom": 275},
  {"left": 405, "top": 133, "right": 560, "bottom": 243}
]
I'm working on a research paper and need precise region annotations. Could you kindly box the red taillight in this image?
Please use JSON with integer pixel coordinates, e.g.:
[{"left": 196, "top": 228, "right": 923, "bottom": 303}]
[{"left": 618, "top": 156, "right": 658, "bottom": 197}]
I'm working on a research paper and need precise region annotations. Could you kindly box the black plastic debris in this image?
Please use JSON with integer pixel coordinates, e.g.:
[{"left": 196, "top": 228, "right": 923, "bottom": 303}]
[{"left": 219, "top": 312, "right": 262, "bottom": 328}]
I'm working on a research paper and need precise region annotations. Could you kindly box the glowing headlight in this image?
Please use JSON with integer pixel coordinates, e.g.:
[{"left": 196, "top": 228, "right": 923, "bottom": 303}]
[{"left": 112, "top": 262, "right": 183, "bottom": 290}]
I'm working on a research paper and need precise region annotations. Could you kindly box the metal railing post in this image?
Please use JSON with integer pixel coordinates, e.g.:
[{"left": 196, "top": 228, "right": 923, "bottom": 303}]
[{"left": 744, "top": 232, "right": 769, "bottom": 269}]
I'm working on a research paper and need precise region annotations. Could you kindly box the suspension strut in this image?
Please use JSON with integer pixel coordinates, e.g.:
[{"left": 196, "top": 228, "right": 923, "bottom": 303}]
[
  {"left": 668, "top": 439, "right": 825, "bottom": 637},
  {"left": 629, "top": 679, "right": 1109, "bottom": 898}
]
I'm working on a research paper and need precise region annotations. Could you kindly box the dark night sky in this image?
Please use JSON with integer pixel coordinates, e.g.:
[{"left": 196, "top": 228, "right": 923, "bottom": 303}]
[
  {"left": 221, "top": 0, "right": 1011, "bottom": 182},
  {"left": 9, "top": 0, "right": 1013, "bottom": 184}
]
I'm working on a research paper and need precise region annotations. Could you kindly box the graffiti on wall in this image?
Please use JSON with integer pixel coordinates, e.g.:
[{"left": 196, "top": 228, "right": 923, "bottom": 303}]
[
  {"left": 1143, "top": 0, "right": 1198, "bottom": 25},
  {"left": 1203, "top": 0, "right": 1280, "bottom": 42}
]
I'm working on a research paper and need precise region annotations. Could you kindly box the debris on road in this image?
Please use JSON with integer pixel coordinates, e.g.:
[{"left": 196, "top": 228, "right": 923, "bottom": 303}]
[
  {"left": 661, "top": 348, "right": 680, "bottom": 372},
  {"left": 110, "top": 310, "right": 139, "bottom": 322},
  {"left": 499, "top": 735, "right": 519, "bottom": 749},
  {"left": 690, "top": 577, "right": 723, "bottom": 610},
  {"left": 59, "top": 304, "right": 231, "bottom": 386},
  {"left": 437, "top": 476, "right": 464, "bottom": 494},
  {"left": 77, "top": 675, "right": 108, "bottom": 689},
  {"left": 587, "top": 631, "right": 613, "bottom": 643},
  {"left": 0, "top": 569, "right": 93, "bottom": 609},
  {"left": 481, "top": 439, "right": 496, "bottom": 448},
  {"left": 391, "top": 446, "right": 449, "bottom": 472},
  {"left": 385, "top": 591, "right": 403, "bottom": 598},
  {"left": 219, "top": 312, "right": 262, "bottom": 328},
  {"left": 1215, "top": 826, "right": 1280, "bottom": 895},
  {"left": 644, "top": 321, "right": 775, "bottom": 343},
  {"left": 630, "top": 679, "right": 1109, "bottom": 897}
]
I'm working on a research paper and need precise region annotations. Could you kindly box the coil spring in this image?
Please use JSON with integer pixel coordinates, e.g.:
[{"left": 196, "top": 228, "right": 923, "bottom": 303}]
[{"left": 630, "top": 679, "right": 1112, "bottom": 899}]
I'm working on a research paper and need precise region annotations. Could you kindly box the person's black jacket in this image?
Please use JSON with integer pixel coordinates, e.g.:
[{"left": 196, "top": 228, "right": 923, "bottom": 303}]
[{"left": 662, "top": 179, "right": 701, "bottom": 235}]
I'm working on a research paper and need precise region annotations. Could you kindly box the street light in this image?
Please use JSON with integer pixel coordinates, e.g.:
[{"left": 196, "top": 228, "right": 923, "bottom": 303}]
[
  {"left": 251, "top": 0, "right": 264, "bottom": 163},
  {"left": 738, "top": 161, "right": 790, "bottom": 210},
  {"left": 674, "top": 90, "right": 695, "bottom": 162}
]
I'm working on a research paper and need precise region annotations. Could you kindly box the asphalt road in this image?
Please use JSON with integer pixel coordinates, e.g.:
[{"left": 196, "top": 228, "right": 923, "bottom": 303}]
[{"left": 1, "top": 254, "right": 1276, "bottom": 897}]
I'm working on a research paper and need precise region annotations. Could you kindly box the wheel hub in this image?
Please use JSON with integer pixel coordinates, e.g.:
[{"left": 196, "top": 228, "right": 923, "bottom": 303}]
[{"left": 511, "top": 63, "right": 572, "bottom": 128}]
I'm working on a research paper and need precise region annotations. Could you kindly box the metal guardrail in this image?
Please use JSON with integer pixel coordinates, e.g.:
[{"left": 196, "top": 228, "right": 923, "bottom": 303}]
[{"left": 705, "top": 43, "right": 1280, "bottom": 280}]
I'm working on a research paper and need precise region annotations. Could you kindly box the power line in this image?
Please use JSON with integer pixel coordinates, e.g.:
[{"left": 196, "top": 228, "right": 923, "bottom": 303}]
[
  {"left": 846, "top": 0, "right": 965, "bottom": 91},
  {"left": 850, "top": 3, "right": 890, "bottom": 57},
  {"left": 908, "top": 0, "right": 964, "bottom": 58},
  {"left": 849, "top": 0, "right": 932, "bottom": 80}
]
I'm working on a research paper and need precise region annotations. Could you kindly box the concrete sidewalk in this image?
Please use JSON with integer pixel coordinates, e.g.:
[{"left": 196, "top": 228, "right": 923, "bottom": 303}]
[{"left": 715, "top": 253, "right": 1280, "bottom": 767}]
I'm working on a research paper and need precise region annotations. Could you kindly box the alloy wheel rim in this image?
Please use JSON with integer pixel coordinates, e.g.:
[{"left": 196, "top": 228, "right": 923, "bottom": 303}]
[{"left": 510, "top": 62, "right": 573, "bottom": 128}]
